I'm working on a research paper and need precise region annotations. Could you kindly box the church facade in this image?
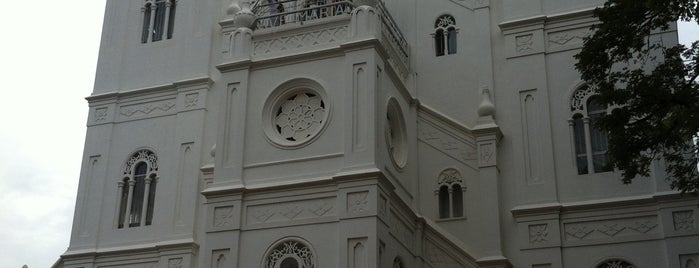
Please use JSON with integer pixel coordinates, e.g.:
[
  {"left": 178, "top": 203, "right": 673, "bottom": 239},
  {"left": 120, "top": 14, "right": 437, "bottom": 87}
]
[{"left": 55, "top": 0, "right": 699, "bottom": 267}]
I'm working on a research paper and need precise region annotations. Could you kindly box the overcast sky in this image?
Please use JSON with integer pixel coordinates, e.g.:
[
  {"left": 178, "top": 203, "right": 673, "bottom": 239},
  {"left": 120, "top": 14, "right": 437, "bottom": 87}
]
[{"left": 0, "top": 2, "right": 696, "bottom": 267}]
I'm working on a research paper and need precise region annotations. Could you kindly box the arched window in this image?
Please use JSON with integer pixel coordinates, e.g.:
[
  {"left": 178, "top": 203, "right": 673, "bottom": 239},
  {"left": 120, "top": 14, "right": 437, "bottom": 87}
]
[
  {"left": 141, "top": 0, "right": 176, "bottom": 43},
  {"left": 436, "top": 168, "right": 465, "bottom": 219},
  {"left": 264, "top": 239, "right": 315, "bottom": 268},
  {"left": 434, "top": 15, "right": 457, "bottom": 56},
  {"left": 116, "top": 149, "right": 158, "bottom": 228},
  {"left": 595, "top": 259, "right": 636, "bottom": 268},
  {"left": 569, "top": 85, "right": 613, "bottom": 175}
]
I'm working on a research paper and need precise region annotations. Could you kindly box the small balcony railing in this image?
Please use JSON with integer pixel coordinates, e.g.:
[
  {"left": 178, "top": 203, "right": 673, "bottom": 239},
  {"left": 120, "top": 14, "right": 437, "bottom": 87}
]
[
  {"left": 249, "top": 0, "right": 409, "bottom": 77},
  {"left": 252, "top": 0, "right": 355, "bottom": 30}
]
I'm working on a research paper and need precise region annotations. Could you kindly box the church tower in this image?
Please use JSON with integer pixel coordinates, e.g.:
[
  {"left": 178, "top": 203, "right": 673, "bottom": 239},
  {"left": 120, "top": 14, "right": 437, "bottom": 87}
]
[{"left": 56, "top": 0, "right": 698, "bottom": 267}]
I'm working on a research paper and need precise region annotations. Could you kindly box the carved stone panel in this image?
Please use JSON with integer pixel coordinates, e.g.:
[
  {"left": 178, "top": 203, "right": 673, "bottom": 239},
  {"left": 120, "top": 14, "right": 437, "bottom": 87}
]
[
  {"left": 118, "top": 99, "right": 177, "bottom": 121},
  {"left": 528, "top": 224, "right": 549, "bottom": 244},
  {"left": 504, "top": 30, "right": 544, "bottom": 58},
  {"left": 673, "top": 210, "right": 695, "bottom": 231},
  {"left": 246, "top": 197, "right": 335, "bottom": 226},
  {"left": 213, "top": 206, "right": 235, "bottom": 228},
  {"left": 253, "top": 25, "right": 348, "bottom": 56},
  {"left": 563, "top": 216, "right": 659, "bottom": 244},
  {"left": 418, "top": 119, "right": 477, "bottom": 168},
  {"left": 167, "top": 258, "right": 183, "bottom": 268},
  {"left": 347, "top": 191, "right": 369, "bottom": 214},
  {"left": 546, "top": 27, "right": 591, "bottom": 53}
]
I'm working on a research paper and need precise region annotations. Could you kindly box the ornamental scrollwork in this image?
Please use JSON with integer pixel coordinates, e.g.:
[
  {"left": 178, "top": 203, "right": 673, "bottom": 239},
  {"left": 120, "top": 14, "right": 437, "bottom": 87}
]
[
  {"left": 122, "top": 149, "right": 158, "bottom": 176},
  {"left": 265, "top": 240, "right": 315, "bottom": 268}
]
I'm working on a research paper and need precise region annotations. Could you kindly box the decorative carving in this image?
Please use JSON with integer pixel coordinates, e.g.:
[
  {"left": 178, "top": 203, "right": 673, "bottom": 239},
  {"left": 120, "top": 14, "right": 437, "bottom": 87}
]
[
  {"left": 309, "top": 202, "right": 333, "bottom": 216},
  {"left": 571, "top": 85, "right": 597, "bottom": 114},
  {"left": 94, "top": 107, "right": 108, "bottom": 121},
  {"left": 515, "top": 34, "right": 534, "bottom": 52},
  {"left": 213, "top": 206, "right": 235, "bottom": 227},
  {"left": 122, "top": 150, "right": 158, "bottom": 176},
  {"left": 564, "top": 216, "right": 659, "bottom": 241},
  {"left": 184, "top": 93, "right": 199, "bottom": 108},
  {"left": 673, "top": 210, "right": 695, "bottom": 231},
  {"left": 246, "top": 198, "right": 335, "bottom": 225},
  {"left": 437, "top": 168, "right": 462, "bottom": 185},
  {"left": 265, "top": 240, "right": 315, "bottom": 268},
  {"left": 275, "top": 92, "right": 326, "bottom": 142},
  {"left": 424, "top": 240, "right": 457, "bottom": 266},
  {"left": 253, "top": 25, "right": 348, "bottom": 55},
  {"left": 417, "top": 120, "right": 477, "bottom": 167},
  {"left": 435, "top": 15, "right": 455, "bottom": 29},
  {"left": 627, "top": 220, "right": 657, "bottom": 233},
  {"left": 347, "top": 191, "right": 369, "bottom": 214},
  {"left": 168, "top": 258, "right": 183, "bottom": 268},
  {"left": 389, "top": 212, "right": 413, "bottom": 248},
  {"left": 565, "top": 225, "right": 594, "bottom": 239},
  {"left": 548, "top": 29, "right": 591, "bottom": 48},
  {"left": 597, "top": 223, "right": 625, "bottom": 237},
  {"left": 528, "top": 224, "right": 548, "bottom": 243},
  {"left": 595, "top": 259, "right": 635, "bottom": 268},
  {"left": 120, "top": 100, "right": 176, "bottom": 117},
  {"left": 478, "top": 142, "right": 496, "bottom": 167}
]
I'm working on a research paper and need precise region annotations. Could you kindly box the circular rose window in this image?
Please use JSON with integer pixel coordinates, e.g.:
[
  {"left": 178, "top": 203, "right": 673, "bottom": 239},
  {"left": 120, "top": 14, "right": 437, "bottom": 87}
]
[{"left": 263, "top": 79, "right": 330, "bottom": 148}]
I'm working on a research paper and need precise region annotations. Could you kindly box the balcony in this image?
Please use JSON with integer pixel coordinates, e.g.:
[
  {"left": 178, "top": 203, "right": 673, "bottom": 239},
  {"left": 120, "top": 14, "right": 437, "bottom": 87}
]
[{"left": 220, "top": 0, "right": 410, "bottom": 79}]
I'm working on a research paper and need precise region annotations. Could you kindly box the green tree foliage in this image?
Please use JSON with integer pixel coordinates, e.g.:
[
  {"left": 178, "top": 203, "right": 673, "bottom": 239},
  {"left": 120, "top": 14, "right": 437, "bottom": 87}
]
[{"left": 575, "top": 0, "right": 699, "bottom": 192}]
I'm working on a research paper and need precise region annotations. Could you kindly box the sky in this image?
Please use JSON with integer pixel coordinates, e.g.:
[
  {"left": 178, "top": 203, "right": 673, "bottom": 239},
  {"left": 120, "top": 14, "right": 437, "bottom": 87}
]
[{"left": 0, "top": 2, "right": 697, "bottom": 268}]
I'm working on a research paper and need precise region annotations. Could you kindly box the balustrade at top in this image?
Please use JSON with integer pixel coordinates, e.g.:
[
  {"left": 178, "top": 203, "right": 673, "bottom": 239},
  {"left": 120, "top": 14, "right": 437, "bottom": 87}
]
[{"left": 252, "top": 0, "right": 355, "bottom": 29}]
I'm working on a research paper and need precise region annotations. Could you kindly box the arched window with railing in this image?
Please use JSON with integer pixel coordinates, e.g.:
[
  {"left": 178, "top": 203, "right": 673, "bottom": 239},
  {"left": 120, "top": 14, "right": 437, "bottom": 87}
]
[{"left": 116, "top": 149, "right": 158, "bottom": 228}]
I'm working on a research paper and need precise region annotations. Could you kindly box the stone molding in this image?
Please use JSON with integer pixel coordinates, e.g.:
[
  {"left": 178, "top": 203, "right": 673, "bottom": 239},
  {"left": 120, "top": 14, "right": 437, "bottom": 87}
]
[{"left": 87, "top": 77, "right": 211, "bottom": 126}]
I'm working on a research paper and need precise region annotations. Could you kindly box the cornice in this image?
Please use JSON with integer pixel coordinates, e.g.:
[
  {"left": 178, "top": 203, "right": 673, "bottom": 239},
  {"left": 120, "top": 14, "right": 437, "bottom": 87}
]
[{"left": 87, "top": 76, "right": 212, "bottom": 103}]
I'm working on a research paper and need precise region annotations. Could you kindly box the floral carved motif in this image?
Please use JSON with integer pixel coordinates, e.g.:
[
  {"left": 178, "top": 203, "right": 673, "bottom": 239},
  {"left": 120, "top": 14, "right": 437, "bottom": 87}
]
[
  {"left": 347, "top": 191, "right": 369, "bottom": 214},
  {"left": 516, "top": 34, "right": 534, "bottom": 52},
  {"left": 275, "top": 92, "right": 326, "bottom": 142},
  {"left": 213, "top": 206, "right": 235, "bottom": 227},
  {"left": 673, "top": 210, "right": 695, "bottom": 231},
  {"left": 528, "top": 224, "right": 548, "bottom": 243},
  {"left": 184, "top": 93, "right": 199, "bottom": 108}
]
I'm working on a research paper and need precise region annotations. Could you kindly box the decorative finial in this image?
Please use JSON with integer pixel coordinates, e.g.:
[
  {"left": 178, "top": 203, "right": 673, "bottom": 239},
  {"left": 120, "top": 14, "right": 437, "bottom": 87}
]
[
  {"left": 233, "top": 0, "right": 256, "bottom": 28},
  {"left": 227, "top": 0, "right": 241, "bottom": 15},
  {"left": 477, "top": 86, "right": 495, "bottom": 117}
]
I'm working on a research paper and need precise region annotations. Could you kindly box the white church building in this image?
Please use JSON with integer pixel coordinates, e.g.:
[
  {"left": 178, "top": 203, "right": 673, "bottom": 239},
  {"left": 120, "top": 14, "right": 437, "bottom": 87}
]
[{"left": 55, "top": 0, "right": 699, "bottom": 267}]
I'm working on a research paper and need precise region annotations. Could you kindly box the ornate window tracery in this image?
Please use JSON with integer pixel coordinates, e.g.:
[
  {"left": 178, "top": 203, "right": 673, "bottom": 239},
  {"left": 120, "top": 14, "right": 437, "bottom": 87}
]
[
  {"left": 595, "top": 259, "right": 636, "bottom": 268},
  {"left": 569, "top": 85, "right": 612, "bottom": 175},
  {"left": 141, "top": 0, "right": 176, "bottom": 43},
  {"left": 436, "top": 168, "right": 465, "bottom": 219},
  {"left": 116, "top": 149, "right": 158, "bottom": 228},
  {"left": 433, "top": 15, "right": 457, "bottom": 56},
  {"left": 264, "top": 239, "right": 315, "bottom": 268}
]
